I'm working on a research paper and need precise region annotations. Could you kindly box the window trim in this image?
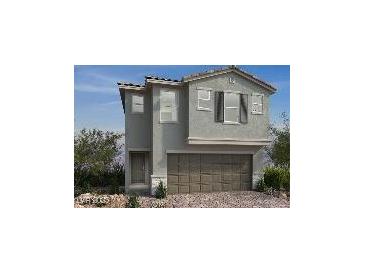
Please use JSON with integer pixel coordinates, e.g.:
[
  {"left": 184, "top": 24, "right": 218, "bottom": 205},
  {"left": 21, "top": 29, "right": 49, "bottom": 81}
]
[
  {"left": 252, "top": 93, "right": 264, "bottom": 115},
  {"left": 159, "top": 89, "right": 179, "bottom": 123},
  {"left": 223, "top": 92, "right": 240, "bottom": 124},
  {"left": 131, "top": 94, "right": 144, "bottom": 114},
  {"left": 197, "top": 88, "right": 212, "bottom": 111}
]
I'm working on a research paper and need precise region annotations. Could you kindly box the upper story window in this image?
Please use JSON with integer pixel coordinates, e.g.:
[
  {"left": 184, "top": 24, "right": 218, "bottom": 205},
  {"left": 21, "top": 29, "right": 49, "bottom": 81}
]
[
  {"left": 252, "top": 94, "right": 263, "bottom": 114},
  {"left": 224, "top": 92, "right": 240, "bottom": 123},
  {"left": 215, "top": 91, "right": 248, "bottom": 124},
  {"left": 197, "top": 88, "right": 211, "bottom": 111},
  {"left": 131, "top": 94, "right": 144, "bottom": 113},
  {"left": 160, "top": 89, "right": 178, "bottom": 122}
]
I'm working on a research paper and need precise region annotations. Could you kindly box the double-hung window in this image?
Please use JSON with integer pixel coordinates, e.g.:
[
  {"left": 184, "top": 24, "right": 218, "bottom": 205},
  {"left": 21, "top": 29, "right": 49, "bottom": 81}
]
[
  {"left": 160, "top": 89, "right": 178, "bottom": 122},
  {"left": 252, "top": 93, "right": 263, "bottom": 114},
  {"left": 131, "top": 94, "right": 144, "bottom": 113},
  {"left": 197, "top": 88, "right": 211, "bottom": 111},
  {"left": 224, "top": 92, "right": 240, "bottom": 123}
]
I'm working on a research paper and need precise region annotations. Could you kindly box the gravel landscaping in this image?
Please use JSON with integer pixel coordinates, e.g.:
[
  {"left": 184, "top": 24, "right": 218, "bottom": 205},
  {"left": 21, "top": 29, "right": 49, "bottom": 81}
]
[{"left": 74, "top": 191, "right": 290, "bottom": 208}]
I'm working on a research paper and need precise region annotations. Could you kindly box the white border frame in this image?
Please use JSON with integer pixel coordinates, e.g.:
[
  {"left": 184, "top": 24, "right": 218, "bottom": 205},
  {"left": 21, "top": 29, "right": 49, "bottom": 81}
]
[
  {"left": 159, "top": 89, "right": 179, "bottom": 123},
  {"left": 252, "top": 93, "right": 264, "bottom": 115}
]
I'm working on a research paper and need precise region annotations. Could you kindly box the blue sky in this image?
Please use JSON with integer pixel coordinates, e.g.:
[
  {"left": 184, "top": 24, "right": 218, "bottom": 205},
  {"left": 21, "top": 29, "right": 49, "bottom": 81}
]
[{"left": 74, "top": 65, "right": 290, "bottom": 132}]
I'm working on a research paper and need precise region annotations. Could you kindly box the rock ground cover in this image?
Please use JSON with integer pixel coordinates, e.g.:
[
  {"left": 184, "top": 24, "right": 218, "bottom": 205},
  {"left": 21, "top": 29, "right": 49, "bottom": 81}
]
[{"left": 74, "top": 191, "right": 290, "bottom": 208}]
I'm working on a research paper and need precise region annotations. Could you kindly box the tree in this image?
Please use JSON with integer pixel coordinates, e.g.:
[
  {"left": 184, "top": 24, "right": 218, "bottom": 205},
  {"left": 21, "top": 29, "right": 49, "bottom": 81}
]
[
  {"left": 266, "top": 112, "right": 290, "bottom": 167},
  {"left": 74, "top": 129, "right": 124, "bottom": 188}
]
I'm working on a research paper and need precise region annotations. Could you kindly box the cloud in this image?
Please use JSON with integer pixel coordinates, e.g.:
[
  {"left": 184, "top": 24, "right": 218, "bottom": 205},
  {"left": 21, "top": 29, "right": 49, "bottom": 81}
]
[
  {"left": 74, "top": 83, "right": 117, "bottom": 93},
  {"left": 100, "top": 100, "right": 121, "bottom": 106},
  {"left": 84, "top": 72, "right": 121, "bottom": 83}
]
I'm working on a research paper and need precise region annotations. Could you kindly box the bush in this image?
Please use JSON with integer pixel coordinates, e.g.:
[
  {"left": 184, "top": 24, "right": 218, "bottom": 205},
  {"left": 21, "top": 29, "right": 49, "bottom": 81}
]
[
  {"left": 256, "top": 178, "right": 267, "bottom": 192},
  {"left": 263, "top": 167, "right": 290, "bottom": 191},
  {"left": 126, "top": 194, "right": 140, "bottom": 208},
  {"left": 281, "top": 169, "right": 290, "bottom": 191},
  {"left": 155, "top": 181, "right": 167, "bottom": 199},
  {"left": 74, "top": 129, "right": 124, "bottom": 189},
  {"left": 264, "top": 167, "right": 281, "bottom": 190},
  {"left": 109, "top": 177, "right": 120, "bottom": 194}
]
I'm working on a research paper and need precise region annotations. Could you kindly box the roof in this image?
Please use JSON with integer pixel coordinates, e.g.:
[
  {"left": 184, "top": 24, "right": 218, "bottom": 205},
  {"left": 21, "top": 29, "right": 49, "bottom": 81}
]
[
  {"left": 183, "top": 65, "right": 277, "bottom": 92},
  {"left": 145, "top": 75, "right": 183, "bottom": 86},
  {"left": 117, "top": 65, "right": 276, "bottom": 92},
  {"left": 117, "top": 82, "right": 145, "bottom": 91},
  {"left": 145, "top": 75, "right": 181, "bottom": 83}
]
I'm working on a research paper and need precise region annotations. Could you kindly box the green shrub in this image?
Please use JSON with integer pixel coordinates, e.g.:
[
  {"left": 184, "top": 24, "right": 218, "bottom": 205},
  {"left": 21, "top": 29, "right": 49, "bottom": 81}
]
[
  {"left": 109, "top": 177, "right": 120, "bottom": 194},
  {"left": 256, "top": 178, "right": 266, "bottom": 192},
  {"left": 155, "top": 181, "right": 167, "bottom": 199},
  {"left": 263, "top": 167, "right": 290, "bottom": 191},
  {"left": 281, "top": 168, "right": 290, "bottom": 191},
  {"left": 126, "top": 195, "right": 140, "bottom": 208}
]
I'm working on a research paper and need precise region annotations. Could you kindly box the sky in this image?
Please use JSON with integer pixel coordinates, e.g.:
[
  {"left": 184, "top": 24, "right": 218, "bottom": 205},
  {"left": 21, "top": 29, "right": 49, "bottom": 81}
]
[{"left": 74, "top": 65, "right": 290, "bottom": 132}]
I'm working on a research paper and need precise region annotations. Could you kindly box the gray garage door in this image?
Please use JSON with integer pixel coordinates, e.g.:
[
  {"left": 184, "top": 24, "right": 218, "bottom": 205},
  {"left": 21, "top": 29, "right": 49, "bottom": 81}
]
[{"left": 167, "top": 154, "right": 252, "bottom": 194}]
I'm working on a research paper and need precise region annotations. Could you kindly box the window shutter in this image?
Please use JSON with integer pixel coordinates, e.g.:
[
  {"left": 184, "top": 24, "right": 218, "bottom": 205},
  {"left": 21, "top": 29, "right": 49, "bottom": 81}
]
[
  {"left": 215, "top": 91, "right": 224, "bottom": 122},
  {"left": 240, "top": 94, "right": 248, "bottom": 123}
]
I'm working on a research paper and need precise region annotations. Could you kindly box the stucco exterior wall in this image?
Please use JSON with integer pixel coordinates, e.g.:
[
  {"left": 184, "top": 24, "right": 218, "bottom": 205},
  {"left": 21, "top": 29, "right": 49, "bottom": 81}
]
[
  {"left": 125, "top": 91, "right": 151, "bottom": 149},
  {"left": 150, "top": 82, "right": 267, "bottom": 193},
  {"left": 188, "top": 72, "right": 270, "bottom": 140},
  {"left": 124, "top": 90, "right": 152, "bottom": 193},
  {"left": 123, "top": 72, "right": 273, "bottom": 193}
]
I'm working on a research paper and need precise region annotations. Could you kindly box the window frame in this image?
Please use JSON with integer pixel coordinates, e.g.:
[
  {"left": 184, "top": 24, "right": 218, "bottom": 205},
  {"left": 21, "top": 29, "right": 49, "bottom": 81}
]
[
  {"left": 223, "top": 91, "right": 240, "bottom": 124},
  {"left": 159, "top": 89, "right": 179, "bottom": 123},
  {"left": 252, "top": 93, "right": 264, "bottom": 115},
  {"left": 197, "top": 87, "right": 212, "bottom": 111},
  {"left": 131, "top": 94, "right": 144, "bottom": 114}
]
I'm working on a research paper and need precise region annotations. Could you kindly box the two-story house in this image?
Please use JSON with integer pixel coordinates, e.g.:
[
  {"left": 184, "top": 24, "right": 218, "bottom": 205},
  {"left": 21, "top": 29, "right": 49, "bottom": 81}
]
[{"left": 117, "top": 66, "right": 276, "bottom": 195}]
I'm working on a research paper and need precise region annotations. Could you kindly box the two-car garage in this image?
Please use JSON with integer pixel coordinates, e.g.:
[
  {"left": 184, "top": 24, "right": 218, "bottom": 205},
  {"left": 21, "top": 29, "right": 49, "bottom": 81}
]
[{"left": 167, "top": 153, "right": 252, "bottom": 194}]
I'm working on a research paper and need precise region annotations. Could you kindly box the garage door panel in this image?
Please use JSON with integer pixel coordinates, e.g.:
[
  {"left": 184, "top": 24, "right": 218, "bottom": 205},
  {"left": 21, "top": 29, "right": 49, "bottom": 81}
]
[
  {"left": 241, "top": 174, "right": 250, "bottom": 182},
  {"left": 232, "top": 155, "right": 241, "bottom": 163},
  {"left": 178, "top": 154, "right": 189, "bottom": 175},
  {"left": 167, "top": 175, "right": 179, "bottom": 184},
  {"left": 201, "top": 184, "right": 212, "bottom": 192},
  {"left": 232, "top": 182, "right": 241, "bottom": 191},
  {"left": 232, "top": 174, "right": 240, "bottom": 181},
  {"left": 190, "top": 174, "right": 201, "bottom": 183},
  {"left": 168, "top": 184, "right": 179, "bottom": 194},
  {"left": 212, "top": 174, "right": 221, "bottom": 183},
  {"left": 179, "top": 185, "right": 190, "bottom": 194},
  {"left": 222, "top": 183, "right": 232, "bottom": 192},
  {"left": 167, "top": 154, "right": 179, "bottom": 174},
  {"left": 212, "top": 183, "right": 222, "bottom": 192},
  {"left": 223, "top": 174, "right": 232, "bottom": 181},
  {"left": 232, "top": 164, "right": 240, "bottom": 173},
  {"left": 242, "top": 182, "right": 252, "bottom": 191},
  {"left": 221, "top": 154, "right": 232, "bottom": 163},
  {"left": 167, "top": 153, "right": 252, "bottom": 194},
  {"left": 190, "top": 184, "right": 201, "bottom": 193},
  {"left": 223, "top": 164, "right": 232, "bottom": 174},
  {"left": 190, "top": 166, "right": 201, "bottom": 174},
  {"left": 178, "top": 175, "right": 189, "bottom": 184},
  {"left": 201, "top": 174, "right": 212, "bottom": 183}
]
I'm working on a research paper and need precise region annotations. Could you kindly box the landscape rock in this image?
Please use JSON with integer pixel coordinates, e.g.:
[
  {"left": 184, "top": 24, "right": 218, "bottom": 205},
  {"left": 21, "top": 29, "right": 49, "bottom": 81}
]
[{"left": 74, "top": 191, "right": 290, "bottom": 208}]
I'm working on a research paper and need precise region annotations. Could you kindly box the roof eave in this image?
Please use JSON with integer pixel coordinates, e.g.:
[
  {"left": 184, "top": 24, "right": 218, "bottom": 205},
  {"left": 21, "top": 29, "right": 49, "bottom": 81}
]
[
  {"left": 183, "top": 68, "right": 277, "bottom": 93},
  {"left": 145, "top": 79, "right": 183, "bottom": 86},
  {"left": 117, "top": 84, "right": 145, "bottom": 91}
]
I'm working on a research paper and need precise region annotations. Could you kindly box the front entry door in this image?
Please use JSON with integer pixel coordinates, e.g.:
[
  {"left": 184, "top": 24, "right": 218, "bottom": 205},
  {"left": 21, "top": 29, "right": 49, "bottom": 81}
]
[{"left": 130, "top": 153, "right": 146, "bottom": 184}]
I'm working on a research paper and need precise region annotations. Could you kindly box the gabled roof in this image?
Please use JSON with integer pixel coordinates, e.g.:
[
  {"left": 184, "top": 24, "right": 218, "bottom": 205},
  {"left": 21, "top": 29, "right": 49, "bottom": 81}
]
[
  {"left": 183, "top": 65, "right": 277, "bottom": 92},
  {"left": 117, "top": 66, "right": 276, "bottom": 93}
]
